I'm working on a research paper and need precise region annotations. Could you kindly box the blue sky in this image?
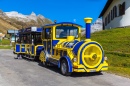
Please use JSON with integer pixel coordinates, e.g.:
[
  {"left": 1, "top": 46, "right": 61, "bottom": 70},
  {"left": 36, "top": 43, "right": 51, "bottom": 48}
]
[{"left": 0, "top": 0, "right": 107, "bottom": 27}]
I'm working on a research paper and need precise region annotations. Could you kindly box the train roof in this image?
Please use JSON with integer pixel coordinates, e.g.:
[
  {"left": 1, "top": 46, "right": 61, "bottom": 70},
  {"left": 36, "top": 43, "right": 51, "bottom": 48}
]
[
  {"left": 18, "top": 27, "right": 42, "bottom": 34},
  {"left": 43, "top": 22, "right": 82, "bottom": 27}
]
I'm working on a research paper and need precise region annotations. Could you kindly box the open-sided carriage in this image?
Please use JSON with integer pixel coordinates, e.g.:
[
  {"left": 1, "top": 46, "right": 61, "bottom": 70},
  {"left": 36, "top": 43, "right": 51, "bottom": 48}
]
[{"left": 13, "top": 27, "right": 43, "bottom": 60}]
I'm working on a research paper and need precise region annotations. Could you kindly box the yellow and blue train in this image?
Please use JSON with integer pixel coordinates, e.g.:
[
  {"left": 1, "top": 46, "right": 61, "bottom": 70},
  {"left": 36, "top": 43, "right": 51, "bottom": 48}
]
[
  {"left": 14, "top": 18, "right": 108, "bottom": 76},
  {"left": 13, "top": 27, "right": 43, "bottom": 60}
]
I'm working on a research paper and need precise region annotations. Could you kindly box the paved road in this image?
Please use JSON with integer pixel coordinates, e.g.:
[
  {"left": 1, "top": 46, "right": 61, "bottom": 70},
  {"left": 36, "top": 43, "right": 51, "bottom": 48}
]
[{"left": 0, "top": 49, "right": 130, "bottom": 86}]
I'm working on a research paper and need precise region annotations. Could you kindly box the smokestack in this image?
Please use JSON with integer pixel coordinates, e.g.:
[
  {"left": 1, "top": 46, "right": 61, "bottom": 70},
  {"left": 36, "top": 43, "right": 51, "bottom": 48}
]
[{"left": 84, "top": 18, "right": 93, "bottom": 40}]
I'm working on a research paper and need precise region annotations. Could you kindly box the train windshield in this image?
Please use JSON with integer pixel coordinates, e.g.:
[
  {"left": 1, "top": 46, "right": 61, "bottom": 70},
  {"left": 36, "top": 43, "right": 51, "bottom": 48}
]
[{"left": 56, "top": 26, "right": 78, "bottom": 38}]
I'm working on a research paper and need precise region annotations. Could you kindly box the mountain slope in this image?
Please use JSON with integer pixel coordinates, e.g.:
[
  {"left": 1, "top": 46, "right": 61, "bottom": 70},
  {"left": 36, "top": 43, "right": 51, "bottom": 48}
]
[
  {"left": 0, "top": 17, "right": 17, "bottom": 33},
  {"left": 0, "top": 10, "right": 53, "bottom": 34}
]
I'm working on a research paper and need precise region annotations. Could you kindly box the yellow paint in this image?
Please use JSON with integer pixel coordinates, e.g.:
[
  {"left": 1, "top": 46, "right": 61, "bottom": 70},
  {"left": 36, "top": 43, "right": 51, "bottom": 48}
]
[
  {"left": 85, "top": 39, "right": 91, "bottom": 42},
  {"left": 67, "top": 36, "right": 75, "bottom": 41},
  {"left": 39, "top": 51, "right": 46, "bottom": 62},
  {"left": 84, "top": 18, "right": 93, "bottom": 23},
  {"left": 82, "top": 44, "right": 102, "bottom": 68},
  {"left": 73, "top": 62, "right": 108, "bottom": 72}
]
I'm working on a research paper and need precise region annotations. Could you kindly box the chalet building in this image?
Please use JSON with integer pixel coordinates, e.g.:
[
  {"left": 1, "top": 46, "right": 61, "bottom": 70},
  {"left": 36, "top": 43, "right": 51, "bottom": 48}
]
[
  {"left": 7, "top": 30, "right": 18, "bottom": 42},
  {"left": 99, "top": 0, "right": 128, "bottom": 29},
  {"left": 0, "top": 33, "right": 5, "bottom": 39},
  {"left": 0, "top": 33, "right": 5, "bottom": 44}
]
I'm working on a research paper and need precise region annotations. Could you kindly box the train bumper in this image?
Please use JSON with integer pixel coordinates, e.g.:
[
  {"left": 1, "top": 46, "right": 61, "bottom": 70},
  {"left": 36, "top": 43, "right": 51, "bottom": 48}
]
[{"left": 73, "top": 61, "right": 108, "bottom": 72}]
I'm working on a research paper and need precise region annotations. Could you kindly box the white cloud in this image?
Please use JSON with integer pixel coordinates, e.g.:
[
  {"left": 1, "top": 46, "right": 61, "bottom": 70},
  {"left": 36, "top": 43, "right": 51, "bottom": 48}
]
[{"left": 73, "top": 19, "right": 76, "bottom": 22}]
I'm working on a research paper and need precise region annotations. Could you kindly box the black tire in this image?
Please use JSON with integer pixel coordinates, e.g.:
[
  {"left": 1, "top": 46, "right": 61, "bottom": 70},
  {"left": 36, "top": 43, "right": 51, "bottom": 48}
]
[
  {"left": 39, "top": 61, "right": 48, "bottom": 67},
  {"left": 60, "top": 59, "right": 71, "bottom": 76},
  {"left": 33, "top": 56, "right": 39, "bottom": 61},
  {"left": 21, "top": 55, "right": 25, "bottom": 58}
]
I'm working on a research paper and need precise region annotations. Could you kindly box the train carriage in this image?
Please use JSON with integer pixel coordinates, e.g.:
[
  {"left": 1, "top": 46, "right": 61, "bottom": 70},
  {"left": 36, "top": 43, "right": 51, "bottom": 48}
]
[
  {"left": 13, "top": 27, "right": 43, "bottom": 60},
  {"left": 39, "top": 18, "right": 108, "bottom": 76}
]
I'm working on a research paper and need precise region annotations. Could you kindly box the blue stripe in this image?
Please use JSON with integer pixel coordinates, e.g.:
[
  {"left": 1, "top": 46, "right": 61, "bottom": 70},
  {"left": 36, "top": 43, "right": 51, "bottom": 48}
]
[
  {"left": 16, "top": 44, "right": 20, "bottom": 52},
  {"left": 72, "top": 41, "right": 84, "bottom": 55},
  {"left": 21, "top": 44, "right": 25, "bottom": 52},
  {"left": 32, "top": 46, "right": 34, "bottom": 54},
  {"left": 86, "top": 23, "right": 91, "bottom": 39},
  {"left": 58, "top": 56, "right": 73, "bottom": 72},
  {"left": 44, "top": 22, "right": 82, "bottom": 27},
  {"left": 52, "top": 40, "right": 59, "bottom": 55},
  {"left": 37, "top": 28, "right": 42, "bottom": 32},
  {"left": 52, "top": 40, "right": 59, "bottom": 46},
  {"left": 36, "top": 46, "right": 43, "bottom": 55}
]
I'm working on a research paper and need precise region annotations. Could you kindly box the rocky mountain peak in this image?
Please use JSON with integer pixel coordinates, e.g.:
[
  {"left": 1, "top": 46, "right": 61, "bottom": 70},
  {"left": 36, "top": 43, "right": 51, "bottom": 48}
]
[
  {"left": 0, "top": 9, "right": 3, "bottom": 13},
  {"left": 0, "top": 10, "right": 53, "bottom": 34},
  {"left": 30, "top": 12, "right": 36, "bottom": 16},
  {"left": 91, "top": 18, "right": 102, "bottom": 33},
  {"left": 37, "top": 14, "right": 45, "bottom": 19},
  {"left": 0, "top": 9, "right": 6, "bottom": 16}
]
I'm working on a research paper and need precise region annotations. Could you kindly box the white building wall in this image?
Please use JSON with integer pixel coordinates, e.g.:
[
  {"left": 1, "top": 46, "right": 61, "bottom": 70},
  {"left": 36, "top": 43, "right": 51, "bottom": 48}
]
[{"left": 103, "top": 0, "right": 130, "bottom": 29}]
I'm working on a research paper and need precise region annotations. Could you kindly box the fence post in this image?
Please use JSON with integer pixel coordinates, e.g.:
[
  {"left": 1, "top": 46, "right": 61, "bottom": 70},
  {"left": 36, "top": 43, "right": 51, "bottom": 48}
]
[{"left": 0, "top": 37, "right": 2, "bottom": 45}]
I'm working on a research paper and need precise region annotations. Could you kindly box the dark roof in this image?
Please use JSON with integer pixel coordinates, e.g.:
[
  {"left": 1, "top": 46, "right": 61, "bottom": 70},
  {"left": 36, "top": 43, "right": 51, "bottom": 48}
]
[
  {"left": 18, "top": 27, "right": 42, "bottom": 34},
  {"left": 43, "top": 22, "right": 82, "bottom": 27},
  {"left": 99, "top": 0, "right": 113, "bottom": 18}
]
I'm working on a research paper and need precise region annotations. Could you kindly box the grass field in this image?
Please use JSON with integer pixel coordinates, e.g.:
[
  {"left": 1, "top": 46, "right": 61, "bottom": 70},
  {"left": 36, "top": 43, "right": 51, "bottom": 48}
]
[
  {"left": 0, "top": 39, "right": 10, "bottom": 45},
  {"left": 88, "top": 28, "right": 130, "bottom": 78},
  {"left": 0, "top": 39, "right": 11, "bottom": 49},
  {"left": 0, "top": 45, "right": 12, "bottom": 49}
]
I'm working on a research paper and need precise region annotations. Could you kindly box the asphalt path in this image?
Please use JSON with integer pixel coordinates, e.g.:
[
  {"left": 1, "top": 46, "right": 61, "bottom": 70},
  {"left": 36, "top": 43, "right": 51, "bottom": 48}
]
[{"left": 0, "top": 49, "right": 130, "bottom": 86}]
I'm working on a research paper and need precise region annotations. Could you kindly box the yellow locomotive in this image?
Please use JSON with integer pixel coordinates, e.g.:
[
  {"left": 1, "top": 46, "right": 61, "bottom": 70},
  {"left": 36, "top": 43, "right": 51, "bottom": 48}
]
[{"left": 39, "top": 18, "right": 108, "bottom": 75}]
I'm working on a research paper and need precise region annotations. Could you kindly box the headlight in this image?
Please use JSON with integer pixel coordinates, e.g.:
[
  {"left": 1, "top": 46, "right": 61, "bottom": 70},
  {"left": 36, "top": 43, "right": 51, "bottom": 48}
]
[
  {"left": 104, "top": 56, "right": 107, "bottom": 60},
  {"left": 73, "top": 57, "right": 77, "bottom": 62}
]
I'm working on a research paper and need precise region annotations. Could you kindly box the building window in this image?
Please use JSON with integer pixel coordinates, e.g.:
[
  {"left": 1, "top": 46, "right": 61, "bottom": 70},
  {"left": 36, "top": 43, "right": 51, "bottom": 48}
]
[
  {"left": 119, "top": 2, "right": 125, "bottom": 16},
  {"left": 107, "top": 15, "right": 109, "bottom": 24},
  {"left": 105, "top": 17, "right": 106, "bottom": 26},
  {"left": 108, "top": 13, "right": 110, "bottom": 23},
  {"left": 122, "top": 2, "right": 125, "bottom": 15},
  {"left": 113, "top": 7, "right": 115, "bottom": 19},
  {"left": 105, "top": 17, "right": 107, "bottom": 26},
  {"left": 119, "top": 4, "right": 122, "bottom": 16},
  {"left": 111, "top": 10, "right": 113, "bottom": 20},
  {"left": 114, "top": 6, "right": 117, "bottom": 17}
]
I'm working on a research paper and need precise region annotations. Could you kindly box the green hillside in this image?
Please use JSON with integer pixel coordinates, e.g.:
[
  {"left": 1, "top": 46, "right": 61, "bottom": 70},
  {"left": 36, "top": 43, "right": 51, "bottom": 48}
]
[{"left": 87, "top": 28, "right": 130, "bottom": 78}]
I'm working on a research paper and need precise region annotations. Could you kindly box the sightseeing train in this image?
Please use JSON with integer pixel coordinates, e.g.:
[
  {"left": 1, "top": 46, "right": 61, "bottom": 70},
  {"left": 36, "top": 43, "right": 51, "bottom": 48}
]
[
  {"left": 14, "top": 18, "right": 108, "bottom": 76},
  {"left": 13, "top": 27, "right": 43, "bottom": 60}
]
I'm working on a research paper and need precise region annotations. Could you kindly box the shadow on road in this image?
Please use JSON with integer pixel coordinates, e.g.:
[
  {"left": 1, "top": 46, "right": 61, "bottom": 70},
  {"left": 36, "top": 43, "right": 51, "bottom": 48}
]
[
  {"left": 38, "top": 62, "right": 103, "bottom": 77},
  {"left": 13, "top": 56, "right": 103, "bottom": 77},
  {"left": 71, "top": 72, "right": 103, "bottom": 77}
]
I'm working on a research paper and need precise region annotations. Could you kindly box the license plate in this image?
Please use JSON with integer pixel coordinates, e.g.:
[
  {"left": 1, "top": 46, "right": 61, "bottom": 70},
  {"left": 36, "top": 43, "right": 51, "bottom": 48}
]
[{"left": 90, "top": 70, "right": 96, "bottom": 72}]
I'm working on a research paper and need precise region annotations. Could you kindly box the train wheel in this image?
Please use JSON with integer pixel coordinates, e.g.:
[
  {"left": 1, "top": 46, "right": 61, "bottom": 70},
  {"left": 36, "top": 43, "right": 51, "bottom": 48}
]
[
  {"left": 60, "top": 59, "right": 71, "bottom": 76},
  {"left": 39, "top": 51, "right": 48, "bottom": 67}
]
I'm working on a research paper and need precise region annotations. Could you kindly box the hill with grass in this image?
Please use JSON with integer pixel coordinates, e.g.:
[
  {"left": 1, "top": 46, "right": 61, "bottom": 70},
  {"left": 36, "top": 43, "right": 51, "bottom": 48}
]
[
  {"left": 0, "top": 10, "right": 53, "bottom": 34},
  {"left": 83, "top": 28, "right": 130, "bottom": 78}
]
